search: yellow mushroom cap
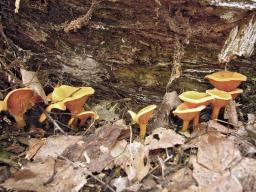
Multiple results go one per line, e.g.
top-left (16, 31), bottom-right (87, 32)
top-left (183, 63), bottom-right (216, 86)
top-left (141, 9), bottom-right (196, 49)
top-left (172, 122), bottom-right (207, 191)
top-left (51, 85), bottom-right (80, 102)
top-left (205, 71), bottom-right (247, 82)
top-left (62, 87), bottom-right (95, 103)
top-left (39, 101), bottom-right (66, 123)
top-left (179, 91), bottom-right (214, 104)
top-left (68, 111), bottom-right (99, 126)
top-left (206, 88), bottom-right (232, 100)
top-left (173, 104), bottom-right (205, 114)
top-left (128, 104), bottom-right (157, 124)
top-left (229, 88), bottom-right (243, 95)
top-left (0, 101), bottom-right (7, 112)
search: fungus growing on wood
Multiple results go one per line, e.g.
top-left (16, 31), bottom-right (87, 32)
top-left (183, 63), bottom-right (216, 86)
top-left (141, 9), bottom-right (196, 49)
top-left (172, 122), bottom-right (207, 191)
top-left (128, 105), bottom-right (157, 139)
top-left (206, 88), bottom-right (232, 120)
top-left (205, 71), bottom-right (247, 92)
top-left (68, 111), bottom-right (99, 127)
top-left (1, 88), bottom-right (42, 128)
top-left (178, 91), bottom-right (214, 129)
top-left (173, 103), bottom-right (205, 132)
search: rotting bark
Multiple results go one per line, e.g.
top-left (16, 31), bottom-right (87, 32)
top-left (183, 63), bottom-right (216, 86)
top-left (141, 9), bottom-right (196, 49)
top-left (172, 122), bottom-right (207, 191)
top-left (0, 0), bottom-right (255, 113)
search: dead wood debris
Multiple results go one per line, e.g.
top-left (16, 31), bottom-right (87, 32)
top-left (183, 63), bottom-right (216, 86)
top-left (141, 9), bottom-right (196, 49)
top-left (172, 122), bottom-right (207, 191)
top-left (64, 0), bottom-right (103, 33)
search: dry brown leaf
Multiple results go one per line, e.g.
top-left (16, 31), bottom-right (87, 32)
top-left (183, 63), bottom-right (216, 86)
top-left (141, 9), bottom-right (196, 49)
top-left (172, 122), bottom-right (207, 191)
top-left (2, 157), bottom-right (88, 192)
top-left (207, 120), bottom-right (235, 134)
top-left (25, 138), bottom-right (46, 160)
top-left (21, 69), bottom-right (48, 104)
top-left (200, 174), bottom-right (243, 192)
top-left (166, 167), bottom-right (197, 192)
top-left (197, 135), bottom-right (241, 172)
top-left (231, 158), bottom-right (256, 191)
top-left (145, 127), bottom-right (185, 150)
top-left (33, 135), bottom-right (82, 160)
top-left (62, 122), bottom-right (129, 173)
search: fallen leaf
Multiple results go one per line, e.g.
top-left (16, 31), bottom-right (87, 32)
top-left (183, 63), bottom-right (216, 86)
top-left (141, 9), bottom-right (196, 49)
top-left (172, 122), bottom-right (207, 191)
top-left (33, 135), bottom-right (82, 160)
top-left (2, 157), bottom-right (88, 192)
top-left (200, 174), bottom-right (242, 192)
top-left (21, 69), bottom-right (48, 104)
top-left (111, 176), bottom-right (128, 192)
top-left (113, 141), bottom-right (150, 181)
top-left (224, 100), bottom-right (239, 126)
top-left (144, 127), bottom-right (185, 150)
top-left (207, 120), bottom-right (234, 134)
top-left (25, 138), bottom-right (46, 160)
top-left (231, 158), bottom-right (256, 191)
top-left (197, 135), bottom-right (241, 173)
top-left (63, 122), bottom-right (129, 173)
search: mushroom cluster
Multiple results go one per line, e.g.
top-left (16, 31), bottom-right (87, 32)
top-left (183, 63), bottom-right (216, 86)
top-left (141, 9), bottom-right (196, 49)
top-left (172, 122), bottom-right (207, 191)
top-left (173, 71), bottom-right (246, 132)
top-left (39, 85), bottom-right (98, 128)
top-left (0, 85), bottom-right (99, 129)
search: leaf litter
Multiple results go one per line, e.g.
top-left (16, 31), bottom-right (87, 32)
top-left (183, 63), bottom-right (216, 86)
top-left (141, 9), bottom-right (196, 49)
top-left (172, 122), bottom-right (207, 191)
top-left (1, 90), bottom-right (256, 192)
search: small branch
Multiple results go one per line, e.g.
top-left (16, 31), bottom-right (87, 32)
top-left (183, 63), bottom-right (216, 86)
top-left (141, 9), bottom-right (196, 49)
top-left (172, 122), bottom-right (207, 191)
top-left (64, 0), bottom-right (103, 33)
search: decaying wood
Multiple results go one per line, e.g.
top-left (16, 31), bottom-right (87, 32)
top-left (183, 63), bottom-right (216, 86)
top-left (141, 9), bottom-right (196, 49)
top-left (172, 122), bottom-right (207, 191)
top-left (0, 0), bottom-right (255, 112)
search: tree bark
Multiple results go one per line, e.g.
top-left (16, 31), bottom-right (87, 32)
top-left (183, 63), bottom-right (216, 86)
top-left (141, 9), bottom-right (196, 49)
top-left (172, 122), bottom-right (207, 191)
top-left (0, 0), bottom-right (255, 112)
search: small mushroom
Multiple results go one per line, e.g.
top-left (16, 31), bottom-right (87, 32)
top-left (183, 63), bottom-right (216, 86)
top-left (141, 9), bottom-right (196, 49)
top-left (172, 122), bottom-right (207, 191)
top-left (128, 105), bottom-right (157, 139)
top-left (205, 71), bottom-right (247, 92)
top-left (229, 88), bottom-right (243, 99)
top-left (63, 87), bottom-right (95, 115)
top-left (3, 88), bottom-right (42, 128)
top-left (68, 111), bottom-right (99, 127)
top-left (39, 87), bottom-right (95, 123)
top-left (206, 88), bottom-right (232, 120)
top-left (179, 91), bottom-right (214, 129)
top-left (51, 85), bottom-right (80, 103)
top-left (173, 103), bottom-right (205, 132)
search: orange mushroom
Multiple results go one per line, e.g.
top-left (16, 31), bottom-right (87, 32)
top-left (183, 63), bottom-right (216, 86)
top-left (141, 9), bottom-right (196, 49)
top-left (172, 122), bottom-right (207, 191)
top-left (173, 103), bottom-right (205, 132)
top-left (179, 91), bottom-right (214, 129)
top-left (128, 105), bottom-right (157, 139)
top-left (2, 88), bottom-right (42, 128)
top-left (205, 71), bottom-right (246, 92)
top-left (206, 88), bottom-right (232, 120)
top-left (39, 86), bottom-right (95, 123)
top-left (68, 111), bottom-right (99, 127)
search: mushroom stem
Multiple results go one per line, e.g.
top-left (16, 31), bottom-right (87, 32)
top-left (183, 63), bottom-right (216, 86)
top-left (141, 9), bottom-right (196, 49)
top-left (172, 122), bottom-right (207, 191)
top-left (181, 120), bottom-right (190, 132)
top-left (14, 115), bottom-right (26, 128)
top-left (211, 107), bottom-right (220, 120)
top-left (193, 114), bottom-right (200, 129)
top-left (139, 123), bottom-right (147, 139)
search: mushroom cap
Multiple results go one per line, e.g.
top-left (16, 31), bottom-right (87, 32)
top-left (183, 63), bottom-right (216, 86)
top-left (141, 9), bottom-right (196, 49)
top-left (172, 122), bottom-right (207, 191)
top-left (51, 85), bottom-right (80, 102)
top-left (205, 71), bottom-right (247, 91)
top-left (0, 101), bottom-right (7, 112)
top-left (229, 88), bottom-right (243, 99)
top-left (63, 87), bottom-right (95, 115)
top-left (173, 103), bottom-right (205, 121)
top-left (206, 88), bottom-right (232, 108)
top-left (128, 104), bottom-right (157, 124)
top-left (4, 88), bottom-right (42, 117)
top-left (69, 111), bottom-right (99, 127)
top-left (179, 91), bottom-right (214, 106)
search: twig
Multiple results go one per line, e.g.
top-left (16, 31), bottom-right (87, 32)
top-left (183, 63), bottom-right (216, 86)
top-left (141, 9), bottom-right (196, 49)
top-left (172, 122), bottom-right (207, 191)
top-left (39, 106), bottom-right (66, 135)
top-left (43, 159), bottom-right (57, 186)
top-left (64, 0), bottom-right (103, 33)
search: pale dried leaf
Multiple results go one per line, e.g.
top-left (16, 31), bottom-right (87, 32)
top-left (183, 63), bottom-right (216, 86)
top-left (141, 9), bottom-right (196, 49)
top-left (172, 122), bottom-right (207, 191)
top-left (197, 135), bottom-right (241, 172)
top-left (145, 127), bottom-right (185, 150)
top-left (21, 69), bottom-right (48, 104)
top-left (111, 177), bottom-right (128, 192)
top-left (200, 174), bottom-right (242, 192)
top-left (2, 157), bottom-right (88, 192)
top-left (207, 120), bottom-right (234, 134)
top-left (25, 138), bottom-right (46, 160)
top-left (231, 158), bottom-right (256, 190)
top-left (33, 135), bottom-right (82, 160)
